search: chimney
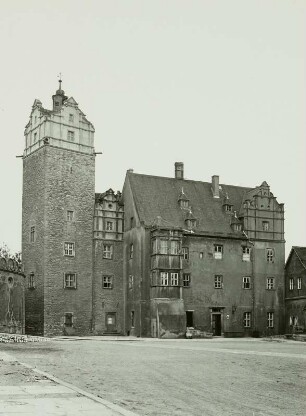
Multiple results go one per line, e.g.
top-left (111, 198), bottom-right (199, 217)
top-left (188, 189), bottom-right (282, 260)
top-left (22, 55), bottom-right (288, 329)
top-left (175, 162), bottom-right (184, 179)
top-left (212, 175), bottom-right (220, 198)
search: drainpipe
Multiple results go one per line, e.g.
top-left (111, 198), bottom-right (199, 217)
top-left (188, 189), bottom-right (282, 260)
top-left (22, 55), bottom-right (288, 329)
top-left (156, 303), bottom-right (160, 338)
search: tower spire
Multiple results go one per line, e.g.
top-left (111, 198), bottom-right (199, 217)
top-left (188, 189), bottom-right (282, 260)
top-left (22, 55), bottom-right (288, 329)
top-left (52, 73), bottom-right (67, 110)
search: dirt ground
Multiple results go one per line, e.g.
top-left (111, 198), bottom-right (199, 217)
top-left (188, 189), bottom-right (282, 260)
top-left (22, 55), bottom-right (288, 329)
top-left (1, 338), bottom-right (305, 416)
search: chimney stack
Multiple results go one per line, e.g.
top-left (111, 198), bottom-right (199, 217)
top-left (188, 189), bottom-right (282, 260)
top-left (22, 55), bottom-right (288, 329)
top-left (175, 162), bottom-right (184, 179)
top-left (212, 175), bottom-right (220, 198)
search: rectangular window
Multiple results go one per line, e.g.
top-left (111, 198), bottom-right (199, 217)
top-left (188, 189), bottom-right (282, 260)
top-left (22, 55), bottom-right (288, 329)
top-left (103, 244), bottom-right (113, 259)
top-left (214, 275), bottom-right (223, 289)
top-left (266, 277), bottom-right (275, 290)
top-left (266, 248), bottom-right (274, 262)
top-left (128, 275), bottom-right (134, 290)
top-left (131, 310), bottom-right (135, 327)
top-left (182, 247), bottom-right (189, 260)
top-left (183, 273), bottom-right (191, 287)
top-left (130, 244), bottom-right (134, 259)
top-left (243, 312), bottom-right (251, 328)
top-left (262, 221), bottom-right (269, 231)
top-left (28, 273), bottom-right (35, 289)
top-left (103, 275), bottom-right (113, 289)
top-left (170, 240), bottom-right (179, 255)
top-left (64, 313), bottom-right (73, 327)
top-left (214, 245), bottom-right (223, 259)
top-left (64, 273), bottom-right (77, 289)
top-left (160, 240), bottom-right (168, 254)
top-left (106, 221), bottom-right (113, 231)
top-left (242, 246), bottom-right (251, 261)
top-left (160, 272), bottom-right (169, 286)
top-left (243, 276), bottom-right (251, 289)
top-left (297, 277), bottom-right (302, 290)
top-left (289, 278), bottom-right (294, 290)
top-left (152, 239), bottom-right (158, 254)
top-left (199, 252), bottom-right (204, 259)
top-left (30, 226), bottom-right (35, 242)
top-left (64, 242), bottom-right (75, 256)
top-left (267, 312), bottom-right (274, 328)
top-left (67, 130), bottom-right (75, 141)
top-left (67, 210), bottom-right (74, 221)
top-left (69, 114), bottom-right (74, 122)
top-left (170, 272), bottom-right (179, 286)
top-left (34, 132), bottom-right (37, 143)
top-left (290, 316), bottom-right (298, 326)
top-left (130, 217), bottom-right (134, 229)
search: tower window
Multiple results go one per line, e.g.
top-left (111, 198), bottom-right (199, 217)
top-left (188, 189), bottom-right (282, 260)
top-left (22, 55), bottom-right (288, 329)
top-left (30, 226), bottom-right (35, 242)
top-left (103, 244), bottom-right (113, 259)
top-left (67, 131), bottom-right (75, 141)
top-left (242, 247), bottom-right (251, 261)
top-left (128, 275), bottom-right (134, 289)
top-left (170, 272), bottom-right (179, 286)
top-left (28, 273), bottom-right (35, 289)
top-left (243, 312), bottom-right (251, 328)
top-left (106, 221), bottom-right (114, 231)
top-left (160, 272), bottom-right (169, 286)
top-left (170, 240), bottom-right (179, 255)
top-left (34, 132), bottom-right (37, 143)
top-left (69, 114), bottom-right (74, 122)
top-left (130, 244), bottom-right (134, 259)
top-left (243, 276), bottom-right (251, 289)
top-left (214, 275), bottom-right (223, 289)
top-left (160, 240), bottom-right (168, 254)
top-left (182, 247), bottom-right (189, 260)
top-left (64, 242), bottom-right (75, 256)
top-left (183, 273), bottom-right (191, 287)
top-left (67, 210), bottom-right (74, 221)
top-left (64, 273), bottom-right (77, 289)
top-left (103, 275), bottom-right (113, 289)
top-left (214, 245), bottom-right (223, 259)
top-left (266, 248), bottom-right (274, 262)
top-left (266, 277), bottom-right (275, 290)
top-left (263, 221), bottom-right (269, 231)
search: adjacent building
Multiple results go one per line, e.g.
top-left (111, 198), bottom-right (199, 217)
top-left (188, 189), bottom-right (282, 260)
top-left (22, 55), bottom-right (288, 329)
top-left (284, 247), bottom-right (306, 334)
top-left (22, 83), bottom-right (286, 337)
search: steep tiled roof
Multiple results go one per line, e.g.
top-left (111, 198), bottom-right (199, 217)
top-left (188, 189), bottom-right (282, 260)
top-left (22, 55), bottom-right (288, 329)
top-left (286, 246), bottom-right (306, 269)
top-left (127, 172), bottom-right (252, 237)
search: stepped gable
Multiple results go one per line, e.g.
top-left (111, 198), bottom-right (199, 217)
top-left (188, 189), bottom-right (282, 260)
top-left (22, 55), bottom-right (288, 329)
top-left (127, 172), bottom-right (252, 237)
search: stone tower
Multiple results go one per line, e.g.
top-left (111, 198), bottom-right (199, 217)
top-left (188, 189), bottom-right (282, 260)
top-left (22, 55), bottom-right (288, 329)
top-left (22, 80), bottom-right (95, 336)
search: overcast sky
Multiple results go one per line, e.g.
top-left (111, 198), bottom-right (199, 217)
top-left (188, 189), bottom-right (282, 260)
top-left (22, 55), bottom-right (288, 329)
top-left (0, 0), bottom-right (305, 256)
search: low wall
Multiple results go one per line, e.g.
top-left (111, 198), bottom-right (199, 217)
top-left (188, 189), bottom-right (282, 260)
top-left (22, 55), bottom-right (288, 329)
top-left (0, 256), bottom-right (25, 334)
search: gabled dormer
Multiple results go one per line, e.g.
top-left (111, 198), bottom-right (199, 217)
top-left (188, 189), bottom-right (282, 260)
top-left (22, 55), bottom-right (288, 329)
top-left (185, 209), bottom-right (197, 230)
top-left (230, 212), bottom-right (242, 232)
top-left (222, 193), bottom-right (233, 213)
top-left (178, 188), bottom-right (189, 209)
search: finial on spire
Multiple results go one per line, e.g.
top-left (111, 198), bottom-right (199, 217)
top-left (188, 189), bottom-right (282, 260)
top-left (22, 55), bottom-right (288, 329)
top-left (58, 72), bottom-right (62, 90)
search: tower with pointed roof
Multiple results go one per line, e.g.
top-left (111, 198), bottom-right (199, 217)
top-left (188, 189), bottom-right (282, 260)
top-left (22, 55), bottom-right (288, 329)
top-left (22, 80), bottom-right (96, 336)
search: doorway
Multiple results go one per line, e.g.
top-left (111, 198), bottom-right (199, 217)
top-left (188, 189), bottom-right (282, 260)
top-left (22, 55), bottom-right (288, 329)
top-left (212, 313), bottom-right (222, 336)
top-left (186, 311), bottom-right (194, 327)
top-left (105, 312), bottom-right (116, 332)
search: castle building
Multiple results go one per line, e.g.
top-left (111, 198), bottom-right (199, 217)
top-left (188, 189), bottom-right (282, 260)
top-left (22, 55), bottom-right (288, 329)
top-left (22, 84), bottom-right (285, 337)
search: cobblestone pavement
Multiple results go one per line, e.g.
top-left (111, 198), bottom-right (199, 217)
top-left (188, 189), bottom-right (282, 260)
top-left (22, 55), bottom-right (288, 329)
top-left (1, 337), bottom-right (306, 416)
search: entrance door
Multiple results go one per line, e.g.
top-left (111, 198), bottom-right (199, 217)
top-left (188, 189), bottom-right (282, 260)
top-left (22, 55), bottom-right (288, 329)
top-left (106, 312), bottom-right (116, 332)
top-left (186, 311), bottom-right (194, 327)
top-left (212, 313), bottom-right (222, 336)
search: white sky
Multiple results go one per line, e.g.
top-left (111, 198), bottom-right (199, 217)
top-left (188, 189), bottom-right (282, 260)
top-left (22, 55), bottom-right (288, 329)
top-left (0, 0), bottom-right (305, 256)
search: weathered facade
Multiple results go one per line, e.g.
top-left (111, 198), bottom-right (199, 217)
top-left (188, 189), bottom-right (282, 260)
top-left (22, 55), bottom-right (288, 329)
top-left (284, 247), bottom-right (306, 334)
top-left (22, 83), bottom-right (286, 338)
top-left (0, 257), bottom-right (25, 334)
top-left (122, 165), bottom-right (285, 338)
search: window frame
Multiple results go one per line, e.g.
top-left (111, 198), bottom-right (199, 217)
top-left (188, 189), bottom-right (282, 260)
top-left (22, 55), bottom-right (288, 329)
top-left (128, 275), bottom-right (134, 290)
top-left (266, 277), bottom-right (275, 290)
top-left (289, 278), bottom-right (294, 291)
top-left (242, 276), bottom-right (251, 289)
top-left (266, 248), bottom-right (274, 263)
top-left (297, 277), bottom-right (302, 290)
top-left (160, 239), bottom-right (168, 254)
top-left (64, 273), bottom-right (77, 289)
top-left (214, 245), bottom-right (223, 259)
top-left (242, 246), bottom-right (251, 261)
top-left (262, 221), bottom-right (269, 231)
top-left (214, 275), bottom-right (223, 289)
top-left (129, 243), bottom-right (134, 259)
top-left (267, 312), bottom-right (274, 328)
top-left (170, 240), bottom-right (179, 255)
top-left (28, 273), bottom-right (35, 289)
top-left (103, 275), bottom-right (113, 289)
top-left (67, 130), bottom-right (75, 142)
top-left (64, 242), bottom-right (75, 257)
top-left (183, 273), bottom-right (191, 288)
top-left (103, 244), bottom-right (113, 259)
top-left (170, 272), bottom-right (179, 286)
top-left (182, 247), bottom-right (189, 260)
top-left (243, 312), bottom-right (251, 328)
top-left (106, 221), bottom-right (114, 231)
top-left (160, 271), bottom-right (169, 286)
top-left (67, 210), bottom-right (74, 221)
top-left (69, 113), bottom-right (74, 122)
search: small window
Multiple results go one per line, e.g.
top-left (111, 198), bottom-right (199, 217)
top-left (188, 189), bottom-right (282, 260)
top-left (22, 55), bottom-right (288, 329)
top-left (233, 223), bottom-right (242, 231)
top-left (103, 275), bottom-right (113, 289)
top-left (64, 313), bottom-right (73, 327)
top-left (28, 273), bottom-right (35, 289)
top-left (64, 242), bottom-right (75, 256)
top-left (242, 246), bottom-right (251, 261)
top-left (182, 247), bottom-right (189, 260)
top-left (130, 217), bottom-right (134, 228)
top-left (266, 277), bottom-right (275, 290)
top-left (34, 116), bottom-right (37, 123)
top-left (67, 130), bottom-right (75, 142)
top-left (225, 205), bottom-right (232, 212)
top-left (152, 239), bottom-right (158, 254)
top-left (170, 272), bottom-right (179, 286)
top-left (289, 316), bottom-right (298, 326)
top-left (69, 114), bottom-right (74, 122)
top-left (129, 244), bottom-right (134, 259)
top-left (181, 200), bottom-right (189, 209)
top-left (214, 245), bottom-right (223, 259)
top-left (214, 275), bottom-right (223, 289)
top-left (243, 312), bottom-right (251, 328)
top-left (262, 221), bottom-right (269, 231)
top-left (297, 277), bottom-right (302, 290)
top-left (266, 248), bottom-right (274, 263)
top-left (243, 276), bottom-right (251, 289)
top-left (64, 273), bottom-right (77, 289)
top-left (34, 132), bottom-right (37, 143)
top-left (30, 226), bottom-right (35, 243)
top-left (160, 272), bottom-right (169, 286)
top-left (183, 273), bottom-right (191, 287)
top-left (55, 101), bottom-right (60, 107)
top-left (67, 210), bottom-right (74, 221)
top-left (199, 252), bottom-right (204, 259)
top-left (103, 244), bottom-right (113, 259)
top-left (160, 240), bottom-right (168, 254)
top-left (289, 278), bottom-right (294, 291)
top-left (106, 221), bottom-right (113, 231)
top-left (170, 241), bottom-right (179, 255)
top-left (131, 310), bottom-right (135, 327)
top-left (128, 275), bottom-right (134, 290)
top-left (267, 312), bottom-right (274, 328)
